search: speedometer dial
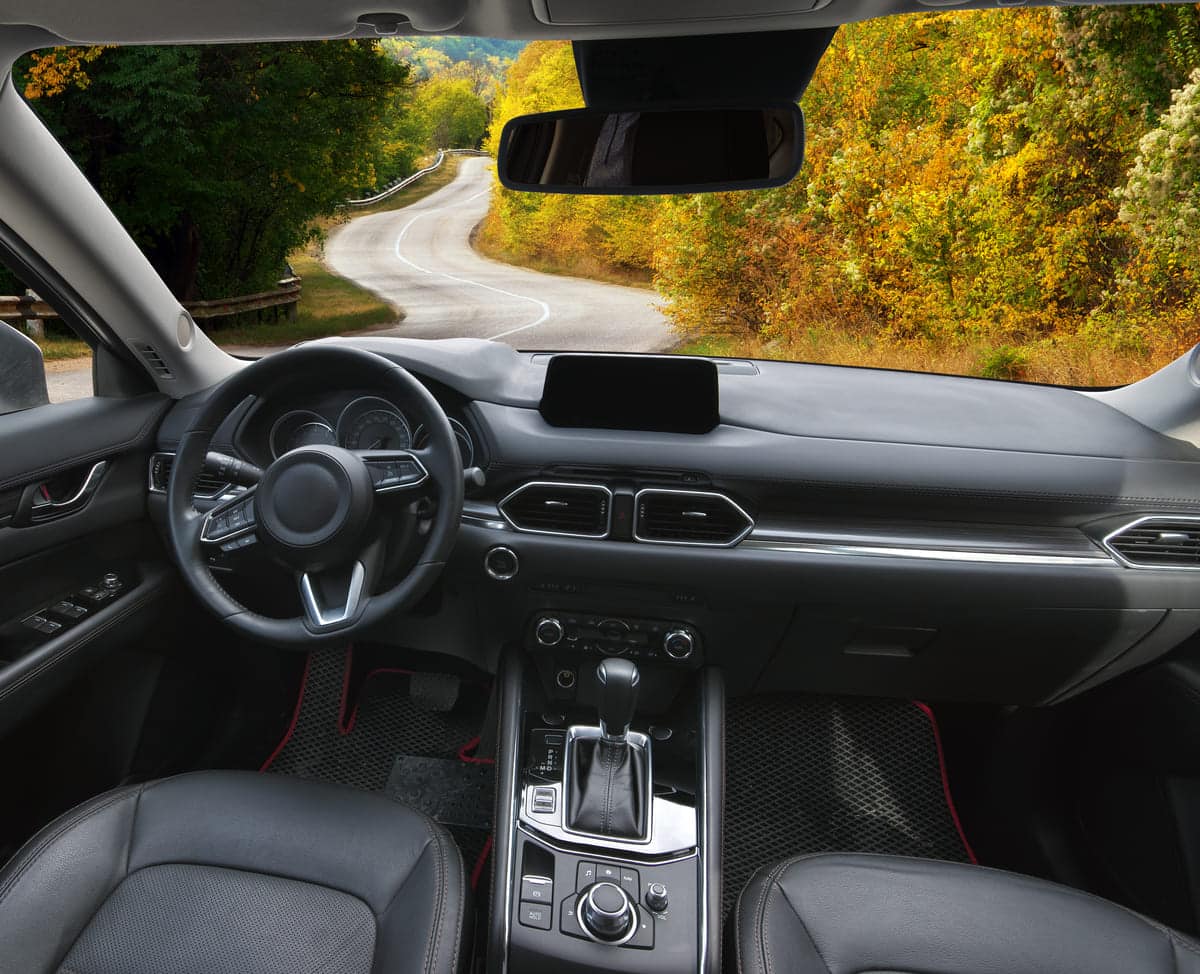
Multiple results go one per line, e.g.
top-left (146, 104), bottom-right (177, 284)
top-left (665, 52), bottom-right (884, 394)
top-left (336, 396), bottom-right (412, 451)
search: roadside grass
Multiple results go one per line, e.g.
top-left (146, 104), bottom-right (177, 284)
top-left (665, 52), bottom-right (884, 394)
top-left (676, 319), bottom-right (1196, 387)
top-left (208, 252), bottom-right (397, 348)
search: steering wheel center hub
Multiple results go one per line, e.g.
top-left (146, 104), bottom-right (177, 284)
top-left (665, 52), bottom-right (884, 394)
top-left (256, 445), bottom-right (374, 570)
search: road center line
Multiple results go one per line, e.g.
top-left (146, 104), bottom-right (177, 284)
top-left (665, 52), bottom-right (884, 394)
top-left (392, 180), bottom-right (551, 341)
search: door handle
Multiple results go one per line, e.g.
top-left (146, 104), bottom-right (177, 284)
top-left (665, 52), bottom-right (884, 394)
top-left (14, 460), bottom-right (108, 525)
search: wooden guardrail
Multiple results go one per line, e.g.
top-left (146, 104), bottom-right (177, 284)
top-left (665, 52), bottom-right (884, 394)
top-left (0, 276), bottom-right (302, 326)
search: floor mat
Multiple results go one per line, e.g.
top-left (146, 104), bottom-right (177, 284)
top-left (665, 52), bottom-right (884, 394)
top-left (723, 694), bottom-right (975, 918)
top-left (262, 648), bottom-right (494, 882)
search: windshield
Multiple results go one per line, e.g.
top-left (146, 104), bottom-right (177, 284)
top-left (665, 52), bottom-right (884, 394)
top-left (10, 8), bottom-right (1200, 387)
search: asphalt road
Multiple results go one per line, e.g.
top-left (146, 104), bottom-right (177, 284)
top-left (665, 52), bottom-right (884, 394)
top-left (45, 156), bottom-right (673, 403)
top-left (325, 155), bottom-right (675, 351)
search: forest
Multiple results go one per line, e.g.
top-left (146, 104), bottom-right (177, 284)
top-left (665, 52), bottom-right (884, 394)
top-left (9, 38), bottom-right (510, 303)
top-left (479, 8), bottom-right (1200, 384)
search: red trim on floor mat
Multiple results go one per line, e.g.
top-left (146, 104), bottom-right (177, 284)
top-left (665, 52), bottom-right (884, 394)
top-left (340, 666), bottom-right (414, 736)
top-left (471, 835), bottom-right (494, 890)
top-left (259, 652), bottom-right (313, 772)
top-left (457, 735), bottom-right (495, 765)
top-left (913, 700), bottom-right (978, 864)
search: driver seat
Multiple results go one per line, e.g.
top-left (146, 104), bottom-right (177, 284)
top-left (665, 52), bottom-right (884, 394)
top-left (0, 771), bottom-right (469, 974)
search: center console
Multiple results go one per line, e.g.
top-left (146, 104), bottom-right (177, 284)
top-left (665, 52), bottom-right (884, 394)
top-left (489, 611), bottom-right (724, 974)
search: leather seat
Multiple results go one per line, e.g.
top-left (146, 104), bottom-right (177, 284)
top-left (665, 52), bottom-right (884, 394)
top-left (737, 853), bottom-right (1200, 974)
top-left (0, 771), bottom-right (468, 974)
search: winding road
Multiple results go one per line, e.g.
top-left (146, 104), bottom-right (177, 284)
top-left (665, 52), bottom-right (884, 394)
top-left (325, 155), bottom-right (674, 351)
top-left (46, 155), bottom-right (673, 402)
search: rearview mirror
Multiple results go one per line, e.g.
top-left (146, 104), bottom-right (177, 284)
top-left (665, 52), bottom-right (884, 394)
top-left (497, 104), bottom-right (804, 195)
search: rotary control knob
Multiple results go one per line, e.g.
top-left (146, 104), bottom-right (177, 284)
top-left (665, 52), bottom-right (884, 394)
top-left (663, 628), bottom-right (695, 660)
top-left (645, 882), bottom-right (669, 913)
top-left (535, 616), bottom-right (565, 647)
top-left (579, 882), bottom-right (636, 943)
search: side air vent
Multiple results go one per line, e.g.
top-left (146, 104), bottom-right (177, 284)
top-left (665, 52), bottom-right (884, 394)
top-left (634, 489), bottom-right (753, 547)
top-left (136, 343), bottom-right (174, 379)
top-left (148, 452), bottom-right (231, 499)
top-left (499, 482), bottom-right (611, 538)
top-left (1104, 516), bottom-right (1200, 569)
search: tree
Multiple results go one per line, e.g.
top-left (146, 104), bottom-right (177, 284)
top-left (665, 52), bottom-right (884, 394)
top-left (19, 41), bottom-right (409, 301)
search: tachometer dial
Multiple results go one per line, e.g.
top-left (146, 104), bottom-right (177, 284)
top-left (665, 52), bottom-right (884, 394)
top-left (336, 396), bottom-right (412, 451)
top-left (270, 410), bottom-right (337, 459)
top-left (413, 418), bottom-right (475, 468)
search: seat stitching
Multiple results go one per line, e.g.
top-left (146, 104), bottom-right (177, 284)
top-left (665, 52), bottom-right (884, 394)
top-left (0, 788), bottom-right (138, 909)
top-left (421, 815), bottom-right (447, 974)
top-left (753, 859), bottom-right (791, 974)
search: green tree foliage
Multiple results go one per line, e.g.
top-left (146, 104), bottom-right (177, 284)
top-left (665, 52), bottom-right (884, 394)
top-left (19, 42), bottom-right (409, 302)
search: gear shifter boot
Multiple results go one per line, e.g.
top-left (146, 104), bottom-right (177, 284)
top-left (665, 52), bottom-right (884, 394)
top-left (567, 738), bottom-right (648, 839)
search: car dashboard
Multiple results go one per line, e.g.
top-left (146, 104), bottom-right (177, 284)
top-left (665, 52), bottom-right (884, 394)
top-left (149, 337), bottom-right (1200, 707)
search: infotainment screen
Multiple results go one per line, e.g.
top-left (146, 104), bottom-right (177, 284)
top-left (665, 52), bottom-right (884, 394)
top-left (539, 355), bottom-right (719, 434)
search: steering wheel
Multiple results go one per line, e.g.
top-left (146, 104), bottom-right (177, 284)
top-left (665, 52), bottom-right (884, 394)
top-left (166, 344), bottom-right (464, 647)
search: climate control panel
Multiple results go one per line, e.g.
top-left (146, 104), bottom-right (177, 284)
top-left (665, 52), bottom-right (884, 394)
top-left (526, 612), bottom-right (700, 664)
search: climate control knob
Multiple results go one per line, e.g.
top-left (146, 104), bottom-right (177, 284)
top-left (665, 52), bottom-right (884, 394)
top-left (535, 616), bottom-right (565, 647)
top-left (579, 882), bottom-right (636, 943)
top-left (663, 629), bottom-right (695, 660)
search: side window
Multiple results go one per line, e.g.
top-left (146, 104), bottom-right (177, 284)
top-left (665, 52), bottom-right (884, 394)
top-left (0, 260), bottom-right (94, 415)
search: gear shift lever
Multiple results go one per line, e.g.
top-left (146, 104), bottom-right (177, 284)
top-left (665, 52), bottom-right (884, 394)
top-left (597, 657), bottom-right (639, 742)
top-left (566, 657), bottom-right (649, 839)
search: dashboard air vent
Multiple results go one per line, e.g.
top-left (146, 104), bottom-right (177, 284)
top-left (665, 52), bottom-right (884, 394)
top-left (635, 489), bottom-right (753, 546)
top-left (500, 482), bottom-right (611, 538)
top-left (1105, 517), bottom-right (1200, 568)
top-left (148, 453), bottom-right (230, 498)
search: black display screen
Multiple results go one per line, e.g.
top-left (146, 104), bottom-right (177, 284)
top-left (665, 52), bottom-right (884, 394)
top-left (539, 355), bottom-right (719, 434)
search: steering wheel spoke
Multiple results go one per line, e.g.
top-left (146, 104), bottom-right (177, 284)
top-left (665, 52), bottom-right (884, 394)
top-left (200, 488), bottom-right (258, 549)
top-left (360, 450), bottom-right (430, 496)
top-left (298, 561), bottom-right (366, 631)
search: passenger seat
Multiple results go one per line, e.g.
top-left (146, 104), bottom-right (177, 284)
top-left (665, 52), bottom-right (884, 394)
top-left (736, 853), bottom-right (1200, 973)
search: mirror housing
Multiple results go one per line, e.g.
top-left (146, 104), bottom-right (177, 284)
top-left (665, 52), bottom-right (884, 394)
top-left (0, 323), bottom-right (49, 415)
top-left (498, 104), bottom-right (804, 195)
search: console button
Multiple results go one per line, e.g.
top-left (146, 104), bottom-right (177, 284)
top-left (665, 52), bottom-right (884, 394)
top-left (519, 903), bottom-right (552, 930)
top-left (597, 863), bottom-right (621, 883)
top-left (521, 876), bottom-right (554, 904)
top-left (576, 861), bottom-right (597, 890)
top-left (620, 867), bottom-right (640, 898)
top-left (530, 787), bottom-right (556, 814)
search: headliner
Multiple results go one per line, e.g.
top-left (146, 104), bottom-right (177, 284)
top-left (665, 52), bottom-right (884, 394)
top-left (0, 0), bottom-right (1190, 46)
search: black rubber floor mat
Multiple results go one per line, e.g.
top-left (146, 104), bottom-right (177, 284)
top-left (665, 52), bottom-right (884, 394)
top-left (386, 755), bottom-right (494, 829)
top-left (723, 694), bottom-right (974, 918)
top-left (263, 648), bottom-right (490, 794)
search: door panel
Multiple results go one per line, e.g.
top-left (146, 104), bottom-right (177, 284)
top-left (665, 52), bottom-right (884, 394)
top-left (0, 393), bottom-right (173, 734)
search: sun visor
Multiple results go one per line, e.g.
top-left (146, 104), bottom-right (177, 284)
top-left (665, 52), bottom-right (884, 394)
top-left (572, 29), bottom-right (837, 109)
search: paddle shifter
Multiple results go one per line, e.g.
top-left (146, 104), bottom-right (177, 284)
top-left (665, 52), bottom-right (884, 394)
top-left (566, 658), bottom-right (650, 840)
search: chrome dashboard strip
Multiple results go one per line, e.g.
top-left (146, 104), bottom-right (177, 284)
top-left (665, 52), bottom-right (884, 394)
top-left (740, 537), bottom-right (1113, 566)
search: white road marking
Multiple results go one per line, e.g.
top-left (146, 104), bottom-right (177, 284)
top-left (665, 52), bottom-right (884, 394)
top-left (392, 186), bottom-right (552, 341)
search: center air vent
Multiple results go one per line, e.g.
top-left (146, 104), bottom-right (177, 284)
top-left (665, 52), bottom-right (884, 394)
top-left (634, 489), bottom-right (753, 547)
top-left (148, 453), bottom-right (231, 499)
top-left (499, 482), bottom-right (611, 538)
top-left (1105, 517), bottom-right (1200, 569)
